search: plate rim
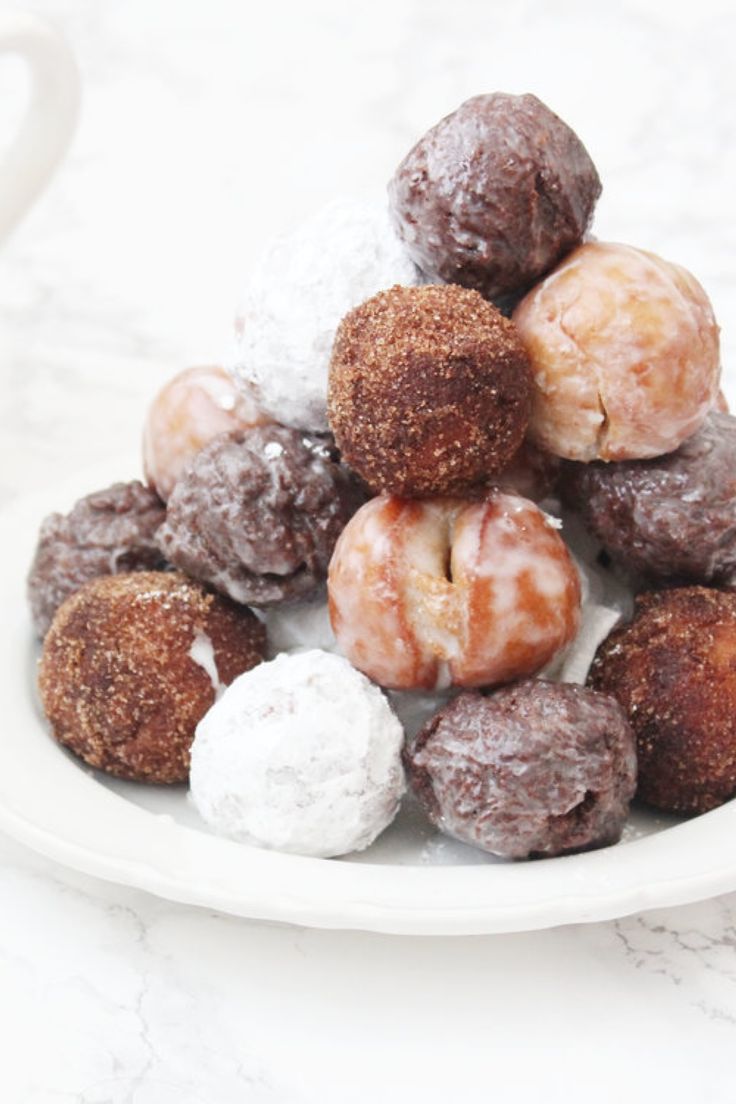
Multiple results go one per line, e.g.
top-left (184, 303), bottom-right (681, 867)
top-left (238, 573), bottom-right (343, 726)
top-left (4, 465), bottom-right (736, 936)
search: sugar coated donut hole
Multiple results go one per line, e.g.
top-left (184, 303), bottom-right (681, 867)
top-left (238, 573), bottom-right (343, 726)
top-left (143, 365), bottom-right (269, 501)
top-left (190, 650), bottom-right (405, 858)
top-left (230, 199), bottom-right (422, 432)
top-left (38, 571), bottom-right (267, 783)
top-left (589, 587), bottom-right (736, 815)
top-left (328, 284), bottom-right (532, 497)
top-left (327, 490), bottom-right (581, 691)
top-left (513, 242), bottom-right (720, 461)
top-left (404, 681), bottom-right (637, 859)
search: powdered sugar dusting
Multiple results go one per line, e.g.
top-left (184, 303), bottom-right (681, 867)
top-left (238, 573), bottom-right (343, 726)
top-left (189, 650), bottom-right (406, 858)
top-left (229, 199), bottom-right (421, 431)
top-left (263, 440), bottom-right (284, 460)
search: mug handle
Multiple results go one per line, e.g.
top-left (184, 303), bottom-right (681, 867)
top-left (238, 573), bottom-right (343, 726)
top-left (0, 10), bottom-right (79, 245)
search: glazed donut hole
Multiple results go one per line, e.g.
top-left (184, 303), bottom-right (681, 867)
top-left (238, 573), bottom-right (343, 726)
top-left (328, 490), bottom-right (581, 691)
top-left (27, 480), bottom-right (166, 639)
top-left (589, 587), bottom-right (736, 816)
top-left (513, 242), bottom-right (721, 462)
top-left (157, 424), bottom-right (366, 608)
top-left (143, 365), bottom-right (270, 501)
top-left (560, 412), bottom-right (736, 587)
top-left (404, 680), bottom-right (637, 860)
top-left (388, 92), bottom-right (601, 305)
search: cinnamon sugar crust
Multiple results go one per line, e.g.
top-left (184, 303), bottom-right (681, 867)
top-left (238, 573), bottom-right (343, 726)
top-left (589, 587), bottom-right (736, 814)
top-left (328, 284), bottom-right (532, 497)
top-left (38, 571), bottom-right (267, 783)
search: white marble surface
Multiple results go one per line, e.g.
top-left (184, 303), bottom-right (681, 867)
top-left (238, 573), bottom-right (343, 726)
top-left (1, 0), bottom-right (736, 1099)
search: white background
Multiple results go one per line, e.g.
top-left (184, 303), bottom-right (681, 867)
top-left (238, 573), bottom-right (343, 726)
top-left (1, 1), bottom-right (736, 1100)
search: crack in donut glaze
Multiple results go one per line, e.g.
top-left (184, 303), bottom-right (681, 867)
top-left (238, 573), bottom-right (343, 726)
top-left (328, 490), bottom-right (581, 691)
top-left (513, 241), bottom-right (720, 462)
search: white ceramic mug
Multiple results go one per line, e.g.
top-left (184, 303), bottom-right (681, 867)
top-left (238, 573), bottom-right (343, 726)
top-left (0, 10), bottom-right (79, 245)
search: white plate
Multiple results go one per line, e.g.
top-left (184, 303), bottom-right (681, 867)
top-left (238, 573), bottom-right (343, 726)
top-left (3, 466), bottom-right (736, 936)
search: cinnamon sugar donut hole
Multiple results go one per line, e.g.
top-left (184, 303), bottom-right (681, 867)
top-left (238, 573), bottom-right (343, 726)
top-left (38, 572), bottom-right (267, 783)
top-left (589, 587), bottom-right (736, 815)
top-left (328, 284), bottom-right (532, 497)
top-left (513, 242), bottom-right (720, 461)
top-left (328, 490), bottom-right (580, 691)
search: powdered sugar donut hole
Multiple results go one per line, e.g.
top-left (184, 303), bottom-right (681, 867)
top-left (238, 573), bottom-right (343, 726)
top-left (189, 649), bottom-right (406, 857)
top-left (229, 199), bottom-right (422, 431)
